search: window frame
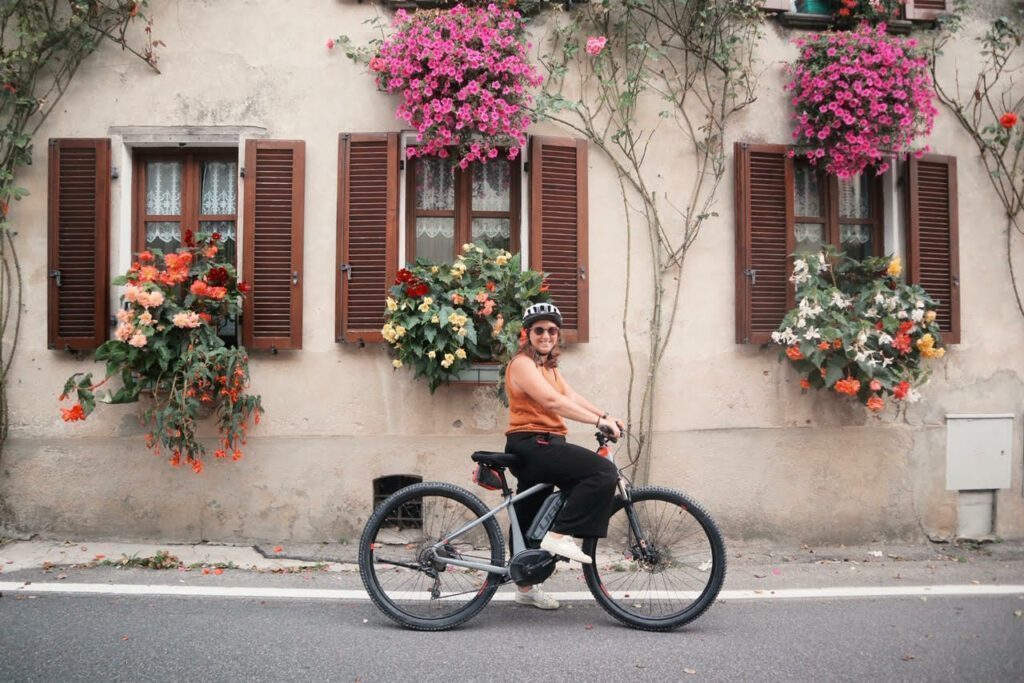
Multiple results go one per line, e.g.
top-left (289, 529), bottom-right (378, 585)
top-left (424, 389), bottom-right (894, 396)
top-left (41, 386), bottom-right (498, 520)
top-left (131, 147), bottom-right (239, 264)
top-left (792, 157), bottom-right (885, 262)
top-left (403, 151), bottom-right (521, 263)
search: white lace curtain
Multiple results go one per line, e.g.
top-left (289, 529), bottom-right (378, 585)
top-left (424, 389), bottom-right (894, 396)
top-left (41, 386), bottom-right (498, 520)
top-left (144, 159), bottom-right (237, 247)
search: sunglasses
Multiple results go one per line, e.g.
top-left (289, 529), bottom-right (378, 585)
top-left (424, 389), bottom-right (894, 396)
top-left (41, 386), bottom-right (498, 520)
top-left (530, 325), bottom-right (560, 337)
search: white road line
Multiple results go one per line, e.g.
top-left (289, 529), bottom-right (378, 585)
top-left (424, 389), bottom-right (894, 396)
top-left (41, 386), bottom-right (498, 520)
top-left (1, 582), bottom-right (1022, 601)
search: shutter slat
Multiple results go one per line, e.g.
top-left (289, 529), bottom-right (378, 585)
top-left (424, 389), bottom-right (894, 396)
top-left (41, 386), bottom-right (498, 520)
top-left (907, 154), bottom-right (959, 343)
top-left (735, 143), bottom-right (792, 344)
top-left (338, 133), bottom-right (399, 343)
top-left (48, 139), bottom-right (110, 350)
top-left (242, 140), bottom-right (304, 350)
top-left (905, 0), bottom-right (950, 21)
top-left (530, 136), bottom-right (589, 343)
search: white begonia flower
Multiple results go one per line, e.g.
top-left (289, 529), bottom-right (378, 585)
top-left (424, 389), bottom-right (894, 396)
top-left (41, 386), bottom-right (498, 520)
top-left (906, 388), bottom-right (922, 403)
top-left (803, 326), bottom-right (821, 340)
top-left (867, 357), bottom-right (880, 367)
top-left (911, 308), bottom-right (924, 323)
top-left (878, 333), bottom-right (893, 345)
top-left (771, 331), bottom-right (783, 343)
top-left (882, 355), bottom-right (894, 368)
top-left (897, 310), bottom-right (909, 319)
top-left (854, 350), bottom-right (869, 363)
top-left (915, 299), bottom-right (925, 309)
top-left (885, 296), bottom-right (899, 311)
top-left (817, 253), bottom-right (831, 272)
top-left (874, 292), bottom-right (885, 306)
top-left (866, 307), bottom-right (878, 318)
top-left (856, 330), bottom-right (868, 345)
top-left (796, 316), bottom-right (807, 329)
top-left (829, 291), bottom-right (851, 308)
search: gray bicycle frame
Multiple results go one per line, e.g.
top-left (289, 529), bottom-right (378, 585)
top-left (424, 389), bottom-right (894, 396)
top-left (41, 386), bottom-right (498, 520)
top-left (428, 449), bottom-right (628, 576)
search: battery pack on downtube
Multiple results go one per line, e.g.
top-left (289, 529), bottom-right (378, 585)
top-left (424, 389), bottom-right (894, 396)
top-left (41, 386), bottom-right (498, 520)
top-left (525, 491), bottom-right (568, 543)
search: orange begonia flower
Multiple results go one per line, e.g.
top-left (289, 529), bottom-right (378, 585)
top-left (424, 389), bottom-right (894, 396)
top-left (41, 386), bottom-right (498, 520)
top-left (61, 403), bottom-right (86, 422)
top-left (866, 396), bottom-right (885, 412)
top-left (785, 346), bottom-right (804, 361)
top-left (834, 377), bottom-right (861, 396)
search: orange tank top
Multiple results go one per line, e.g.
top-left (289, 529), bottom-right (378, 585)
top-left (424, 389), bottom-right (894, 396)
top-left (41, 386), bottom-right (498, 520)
top-left (505, 360), bottom-right (569, 436)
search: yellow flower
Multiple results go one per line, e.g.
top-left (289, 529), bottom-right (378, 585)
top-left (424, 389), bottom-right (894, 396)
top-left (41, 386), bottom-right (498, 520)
top-left (915, 333), bottom-right (935, 353)
top-left (392, 359), bottom-right (403, 369)
top-left (462, 243), bottom-right (473, 253)
top-left (427, 350), bottom-right (436, 359)
top-left (381, 323), bottom-right (397, 344)
top-left (887, 256), bottom-right (902, 278)
top-left (441, 353), bottom-right (455, 369)
top-left (430, 266), bottom-right (439, 274)
top-left (431, 314), bottom-right (440, 324)
top-left (418, 301), bottom-right (432, 313)
top-left (495, 254), bottom-right (508, 266)
top-left (457, 328), bottom-right (467, 338)
top-left (924, 310), bottom-right (936, 324)
top-left (455, 348), bottom-right (467, 359)
top-left (386, 297), bottom-right (398, 312)
top-left (395, 325), bottom-right (406, 339)
top-left (422, 297), bottom-right (433, 306)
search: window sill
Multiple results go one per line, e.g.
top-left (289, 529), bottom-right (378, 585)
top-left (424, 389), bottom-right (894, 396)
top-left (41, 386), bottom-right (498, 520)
top-left (774, 13), bottom-right (914, 34)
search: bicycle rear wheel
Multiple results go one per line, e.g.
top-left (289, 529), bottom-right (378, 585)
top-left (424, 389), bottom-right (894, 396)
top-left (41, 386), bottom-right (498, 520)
top-left (358, 482), bottom-right (505, 631)
top-left (582, 486), bottom-right (726, 631)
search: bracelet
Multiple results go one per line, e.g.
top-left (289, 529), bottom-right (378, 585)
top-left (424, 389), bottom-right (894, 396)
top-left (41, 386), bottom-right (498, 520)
top-left (596, 412), bottom-right (609, 427)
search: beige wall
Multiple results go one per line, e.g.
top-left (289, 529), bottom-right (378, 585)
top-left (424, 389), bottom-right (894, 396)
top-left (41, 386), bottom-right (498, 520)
top-left (2, 1), bottom-right (1021, 544)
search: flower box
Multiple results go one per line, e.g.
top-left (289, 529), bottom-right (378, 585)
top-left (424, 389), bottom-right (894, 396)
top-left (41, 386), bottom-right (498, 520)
top-left (451, 362), bottom-right (501, 385)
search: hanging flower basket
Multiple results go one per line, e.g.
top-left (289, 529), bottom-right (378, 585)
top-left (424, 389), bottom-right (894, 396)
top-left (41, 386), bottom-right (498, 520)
top-left (772, 247), bottom-right (946, 413)
top-left (356, 3), bottom-right (543, 168)
top-left (786, 21), bottom-right (937, 179)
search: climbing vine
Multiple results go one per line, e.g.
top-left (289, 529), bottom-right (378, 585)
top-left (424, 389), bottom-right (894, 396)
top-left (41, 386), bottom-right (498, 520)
top-left (534, 0), bottom-right (763, 481)
top-left (926, 1), bottom-right (1024, 320)
top-left (0, 1), bottom-right (160, 450)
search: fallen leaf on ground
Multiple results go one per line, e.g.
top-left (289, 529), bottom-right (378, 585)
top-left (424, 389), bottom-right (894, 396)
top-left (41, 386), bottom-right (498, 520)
top-left (771, 568), bottom-right (781, 575)
top-left (868, 551), bottom-right (883, 558)
top-left (94, 554), bottom-right (105, 560)
top-left (683, 668), bottom-right (697, 675)
top-left (121, 635), bottom-right (129, 641)
top-left (585, 624), bottom-right (593, 630)
top-left (920, 596), bottom-right (928, 602)
top-left (970, 580), bottom-right (980, 585)
top-left (274, 546), bottom-right (283, 553)
top-left (752, 573), bottom-right (766, 579)
top-left (214, 568), bottom-right (223, 575)
top-left (56, 574), bottom-right (66, 580)
top-left (1013, 610), bottom-right (1022, 618)
top-left (202, 568), bottom-right (210, 575)
top-left (901, 654), bottom-right (915, 661)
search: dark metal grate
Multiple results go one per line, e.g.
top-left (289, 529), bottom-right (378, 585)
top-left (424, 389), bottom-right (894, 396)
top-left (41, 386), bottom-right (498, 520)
top-left (373, 475), bottom-right (424, 529)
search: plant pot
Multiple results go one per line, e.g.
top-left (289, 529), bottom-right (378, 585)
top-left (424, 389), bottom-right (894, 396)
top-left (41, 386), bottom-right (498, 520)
top-left (796, 0), bottom-right (833, 14)
top-left (451, 362), bottom-right (502, 385)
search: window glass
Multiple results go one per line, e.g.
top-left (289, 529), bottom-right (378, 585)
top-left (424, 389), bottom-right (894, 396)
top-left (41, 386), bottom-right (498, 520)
top-left (145, 161), bottom-right (182, 215)
top-left (841, 223), bottom-right (874, 260)
top-left (200, 161), bottom-right (237, 215)
top-left (794, 161), bottom-right (822, 217)
top-left (415, 157), bottom-right (455, 210)
top-left (794, 222), bottom-right (825, 252)
top-left (145, 220), bottom-right (181, 252)
top-left (415, 217), bottom-right (455, 263)
top-left (472, 162), bottom-right (510, 212)
top-left (838, 175), bottom-right (871, 219)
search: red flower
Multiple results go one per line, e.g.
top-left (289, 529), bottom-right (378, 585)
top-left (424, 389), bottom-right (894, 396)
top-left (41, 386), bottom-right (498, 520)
top-left (61, 403), bottom-right (86, 422)
top-left (898, 321), bottom-right (914, 334)
top-left (786, 346), bottom-right (804, 361)
top-left (875, 321), bottom-right (884, 331)
top-left (869, 379), bottom-right (882, 392)
top-left (799, 378), bottom-right (811, 390)
top-left (238, 281), bottom-right (251, 293)
top-left (395, 268), bottom-right (415, 284)
top-left (211, 232), bottom-right (222, 241)
top-left (1000, 112), bottom-right (1019, 129)
top-left (866, 396), bottom-right (885, 412)
top-left (893, 332), bottom-right (912, 354)
top-left (138, 250), bottom-right (154, 263)
top-left (893, 380), bottom-right (910, 400)
top-left (206, 267), bottom-right (229, 286)
top-left (834, 377), bottom-right (861, 396)
top-left (183, 230), bottom-right (196, 248)
top-left (817, 341), bottom-right (830, 351)
top-left (485, 281), bottom-right (496, 292)
top-left (406, 282), bottom-right (429, 298)
top-left (2, 82), bottom-right (16, 94)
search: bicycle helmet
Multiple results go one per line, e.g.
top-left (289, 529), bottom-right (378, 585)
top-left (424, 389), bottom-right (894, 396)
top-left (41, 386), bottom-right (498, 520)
top-left (522, 302), bottom-right (562, 328)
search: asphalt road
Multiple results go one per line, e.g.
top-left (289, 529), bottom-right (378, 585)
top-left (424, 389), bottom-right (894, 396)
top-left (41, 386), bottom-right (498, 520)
top-left (2, 590), bottom-right (1021, 682)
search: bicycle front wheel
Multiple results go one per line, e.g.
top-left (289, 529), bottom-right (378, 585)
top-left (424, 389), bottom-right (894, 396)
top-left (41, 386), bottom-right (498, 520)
top-left (582, 486), bottom-right (726, 631)
top-left (358, 482), bottom-right (505, 631)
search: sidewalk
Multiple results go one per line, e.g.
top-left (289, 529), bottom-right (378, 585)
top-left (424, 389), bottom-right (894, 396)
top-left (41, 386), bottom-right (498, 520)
top-left (2, 536), bottom-right (1022, 592)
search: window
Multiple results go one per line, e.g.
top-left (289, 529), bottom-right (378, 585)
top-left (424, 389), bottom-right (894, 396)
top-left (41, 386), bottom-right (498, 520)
top-left (337, 133), bottom-right (589, 344)
top-left (734, 143), bottom-right (960, 344)
top-left (132, 149), bottom-right (238, 265)
top-left (373, 475), bottom-right (424, 530)
top-left (792, 158), bottom-right (883, 261)
top-left (405, 154), bottom-right (520, 263)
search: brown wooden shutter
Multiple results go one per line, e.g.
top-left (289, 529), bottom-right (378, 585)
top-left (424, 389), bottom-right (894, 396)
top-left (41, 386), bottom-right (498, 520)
top-left (529, 136), bottom-right (589, 343)
top-left (759, 0), bottom-right (791, 11)
top-left (906, 154), bottom-right (960, 344)
top-left (735, 142), bottom-right (793, 344)
top-left (336, 133), bottom-right (399, 343)
top-left (242, 139), bottom-right (304, 350)
top-left (47, 138), bottom-right (110, 351)
top-left (904, 0), bottom-right (951, 21)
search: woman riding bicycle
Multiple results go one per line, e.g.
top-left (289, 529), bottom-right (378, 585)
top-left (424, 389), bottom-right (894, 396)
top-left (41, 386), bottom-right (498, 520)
top-left (505, 301), bottom-right (624, 609)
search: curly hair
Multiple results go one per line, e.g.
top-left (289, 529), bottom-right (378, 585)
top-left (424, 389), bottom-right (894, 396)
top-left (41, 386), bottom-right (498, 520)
top-left (516, 327), bottom-right (561, 369)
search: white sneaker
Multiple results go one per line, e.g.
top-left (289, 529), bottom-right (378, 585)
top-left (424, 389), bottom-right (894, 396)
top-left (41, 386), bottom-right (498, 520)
top-left (514, 586), bottom-right (560, 610)
top-left (540, 532), bottom-right (592, 564)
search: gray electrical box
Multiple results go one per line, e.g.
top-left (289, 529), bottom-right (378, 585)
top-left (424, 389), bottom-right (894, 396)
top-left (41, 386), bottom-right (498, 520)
top-left (945, 414), bottom-right (1014, 491)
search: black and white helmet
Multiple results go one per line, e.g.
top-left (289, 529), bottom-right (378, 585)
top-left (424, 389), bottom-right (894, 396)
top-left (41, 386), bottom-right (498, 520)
top-left (522, 302), bottom-right (562, 328)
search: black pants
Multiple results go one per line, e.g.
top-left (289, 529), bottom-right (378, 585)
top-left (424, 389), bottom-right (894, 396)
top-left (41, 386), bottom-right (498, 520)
top-left (505, 432), bottom-right (618, 539)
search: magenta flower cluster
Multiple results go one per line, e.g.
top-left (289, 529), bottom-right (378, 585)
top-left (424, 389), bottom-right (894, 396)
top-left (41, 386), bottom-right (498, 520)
top-left (785, 23), bottom-right (937, 179)
top-left (369, 4), bottom-right (543, 168)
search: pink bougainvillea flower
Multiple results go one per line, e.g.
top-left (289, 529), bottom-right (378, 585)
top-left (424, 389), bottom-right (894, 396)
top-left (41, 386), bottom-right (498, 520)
top-left (326, 38), bottom-right (335, 50)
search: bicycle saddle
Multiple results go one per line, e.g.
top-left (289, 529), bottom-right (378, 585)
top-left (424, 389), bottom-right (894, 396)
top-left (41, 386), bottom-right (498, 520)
top-left (470, 451), bottom-right (522, 468)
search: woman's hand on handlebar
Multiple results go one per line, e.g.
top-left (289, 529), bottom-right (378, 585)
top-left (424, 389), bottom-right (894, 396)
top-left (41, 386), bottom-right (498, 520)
top-left (597, 415), bottom-right (623, 440)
